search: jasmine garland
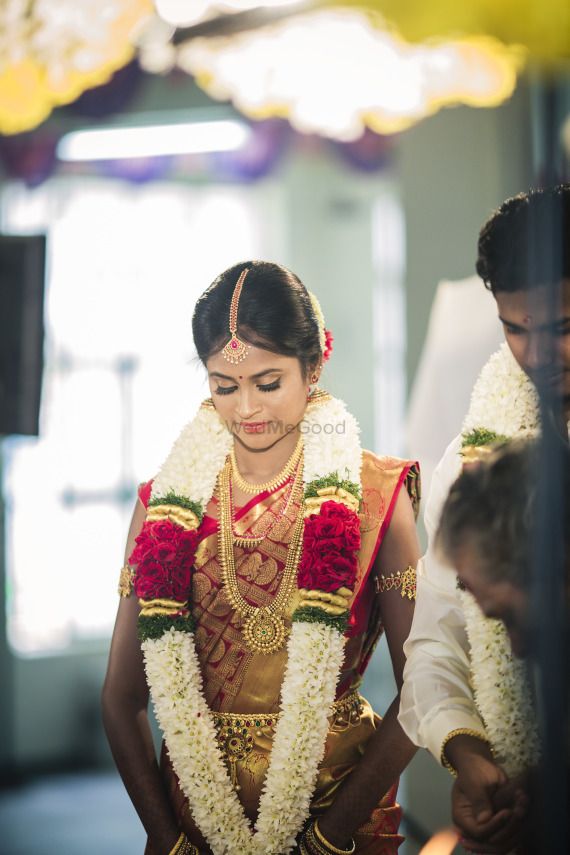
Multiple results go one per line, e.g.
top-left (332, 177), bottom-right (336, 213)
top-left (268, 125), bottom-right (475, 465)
top-left (460, 343), bottom-right (541, 777)
top-left (131, 393), bottom-right (363, 855)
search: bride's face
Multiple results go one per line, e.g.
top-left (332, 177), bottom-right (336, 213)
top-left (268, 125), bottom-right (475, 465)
top-left (206, 343), bottom-right (311, 452)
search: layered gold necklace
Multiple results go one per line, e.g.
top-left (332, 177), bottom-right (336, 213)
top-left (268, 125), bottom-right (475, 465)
top-left (229, 472), bottom-right (298, 549)
top-left (218, 448), bottom-right (305, 655)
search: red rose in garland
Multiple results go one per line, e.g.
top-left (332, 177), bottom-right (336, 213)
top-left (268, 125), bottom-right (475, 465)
top-left (298, 500), bottom-right (360, 593)
top-left (130, 519), bottom-right (198, 602)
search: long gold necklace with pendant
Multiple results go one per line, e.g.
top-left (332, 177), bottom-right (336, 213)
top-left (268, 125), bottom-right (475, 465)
top-left (218, 453), bottom-right (305, 655)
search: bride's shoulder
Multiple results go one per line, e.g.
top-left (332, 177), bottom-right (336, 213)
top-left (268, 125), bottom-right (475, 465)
top-left (361, 447), bottom-right (418, 473)
top-left (361, 449), bottom-right (420, 519)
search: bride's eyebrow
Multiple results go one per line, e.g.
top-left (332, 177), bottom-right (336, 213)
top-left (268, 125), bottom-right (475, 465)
top-left (209, 369), bottom-right (283, 381)
top-left (209, 371), bottom-right (237, 381)
top-left (251, 369), bottom-right (282, 380)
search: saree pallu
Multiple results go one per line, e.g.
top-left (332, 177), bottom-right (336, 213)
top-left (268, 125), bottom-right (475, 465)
top-left (141, 450), bottom-right (420, 855)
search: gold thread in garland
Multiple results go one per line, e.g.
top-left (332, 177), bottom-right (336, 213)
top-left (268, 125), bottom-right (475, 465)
top-left (304, 489), bottom-right (360, 516)
top-left (304, 473), bottom-right (361, 501)
top-left (147, 505), bottom-right (200, 531)
top-left (298, 586), bottom-right (352, 611)
top-left (148, 493), bottom-right (204, 524)
top-left (292, 605), bottom-right (349, 634)
top-left (297, 596), bottom-right (350, 616)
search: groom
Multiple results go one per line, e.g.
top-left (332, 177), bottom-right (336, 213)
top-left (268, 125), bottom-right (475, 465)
top-left (398, 184), bottom-right (570, 853)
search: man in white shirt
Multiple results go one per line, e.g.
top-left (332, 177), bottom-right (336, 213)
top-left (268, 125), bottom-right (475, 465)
top-left (435, 438), bottom-right (570, 851)
top-left (399, 184), bottom-right (570, 853)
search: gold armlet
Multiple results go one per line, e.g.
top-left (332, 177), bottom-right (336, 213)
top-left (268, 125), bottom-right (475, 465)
top-left (440, 727), bottom-right (492, 777)
top-left (117, 564), bottom-right (133, 598)
top-left (375, 565), bottom-right (416, 600)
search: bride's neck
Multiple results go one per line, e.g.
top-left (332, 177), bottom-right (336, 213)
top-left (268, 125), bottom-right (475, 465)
top-left (232, 430), bottom-right (300, 482)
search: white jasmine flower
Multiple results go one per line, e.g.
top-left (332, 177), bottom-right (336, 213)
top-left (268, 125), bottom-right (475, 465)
top-left (139, 395), bottom-right (363, 854)
top-left (461, 346), bottom-right (541, 775)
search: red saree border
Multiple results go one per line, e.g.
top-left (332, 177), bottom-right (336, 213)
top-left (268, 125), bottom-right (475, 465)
top-left (349, 462), bottom-right (417, 631)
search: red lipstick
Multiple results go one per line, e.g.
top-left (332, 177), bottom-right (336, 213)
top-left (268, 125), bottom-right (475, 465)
top-left (240, 421), bottom-right (269, 434)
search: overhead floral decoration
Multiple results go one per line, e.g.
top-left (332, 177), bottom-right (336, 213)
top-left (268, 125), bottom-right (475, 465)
top-left (0, 0), bottom-right (153, 135)
top-left (139, 5), bottom-right (522, 141)
top-left (340, 0), bottom-right (570, 65)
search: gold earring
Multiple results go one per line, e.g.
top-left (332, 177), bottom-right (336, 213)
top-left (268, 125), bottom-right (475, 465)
top-left (310, 373), bottom-right (319, 384)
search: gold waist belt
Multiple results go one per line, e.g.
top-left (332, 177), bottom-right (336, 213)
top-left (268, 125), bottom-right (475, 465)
top-left (212, 689), bottom-right (363, 731)
top-left (212, 690), bottom-right (365, 790)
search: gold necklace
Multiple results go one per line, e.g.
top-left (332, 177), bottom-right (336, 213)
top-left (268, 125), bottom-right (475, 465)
top-left (231, 463), bottom-right (301, 549)
top-left (218, 455), bottom-right (305, 655)
top-left (230, 434), bottom-right (303, 495)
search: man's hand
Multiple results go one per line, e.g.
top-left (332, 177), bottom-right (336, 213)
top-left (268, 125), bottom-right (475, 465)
top-left (454, 778), bottom-right (529, 853)
top-left (443, 732), bottom-right (529, 852)
top-left (445, 734), bottom-right (508, 822)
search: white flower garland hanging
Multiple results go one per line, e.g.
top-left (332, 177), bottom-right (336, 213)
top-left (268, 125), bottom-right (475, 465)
top-left (460, 343), bottom-right (541, 777)
top-left (132, 393), bottom-right (363, 855)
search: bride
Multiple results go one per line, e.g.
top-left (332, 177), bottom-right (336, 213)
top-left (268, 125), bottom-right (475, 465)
top-left (102, 260), bottom-right (420, 855)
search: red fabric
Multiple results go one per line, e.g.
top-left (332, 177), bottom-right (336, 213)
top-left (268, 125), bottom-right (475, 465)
top-left (138, 479), bottom-right (153, 508)
top-left (349, 462), bottom-right (414, 641)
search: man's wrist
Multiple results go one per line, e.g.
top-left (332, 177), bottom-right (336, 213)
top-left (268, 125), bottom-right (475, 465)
top-left (441, 728), bottom-right (493, 776)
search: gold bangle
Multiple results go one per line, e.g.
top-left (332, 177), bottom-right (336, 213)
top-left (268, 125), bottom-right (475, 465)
top-left (375, 565), bottom-right (416, 600)
top-left (313, 819), bottom-right (356, 855)
top-left (440, 727), bottom-right (492, 777)
top-left (166, 832), bottom-right (199, 855)
top-left (302, 824), bottom-right (327, 855)
top-left (168, 833), bottom-right (186, 855)
top-left (117, 564), bottom-right (133, 598)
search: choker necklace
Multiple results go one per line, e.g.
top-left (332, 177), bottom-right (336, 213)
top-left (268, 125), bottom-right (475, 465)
top-left (218, 453), bottom-right (305, 654)
top-left (230, 434), bottom-right (303, 495)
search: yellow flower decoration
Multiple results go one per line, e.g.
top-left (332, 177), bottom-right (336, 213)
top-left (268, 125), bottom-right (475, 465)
top-left (0, 0), bottom-right (153, 135)
top-left (340, 0), bottom-right (569, 63)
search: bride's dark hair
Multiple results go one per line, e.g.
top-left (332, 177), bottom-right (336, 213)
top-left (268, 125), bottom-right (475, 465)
top-left (192, 260), bottom-right (322, 377)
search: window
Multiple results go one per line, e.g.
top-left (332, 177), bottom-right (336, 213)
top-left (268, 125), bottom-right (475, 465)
top-left (2, 177), bottom-right (275, 653)
top-left (372, 191), bottom-right (407, 456)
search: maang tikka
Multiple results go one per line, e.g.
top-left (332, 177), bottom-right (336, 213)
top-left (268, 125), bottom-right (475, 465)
top-left (222, 267), bottom-right (250, 364)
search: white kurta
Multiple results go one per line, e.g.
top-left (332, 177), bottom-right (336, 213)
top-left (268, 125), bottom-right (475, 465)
top-left (398, 434), bottom-right (487, 763)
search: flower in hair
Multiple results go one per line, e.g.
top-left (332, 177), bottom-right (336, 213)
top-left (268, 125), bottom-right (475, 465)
top-left (323, 329), bottom-right (334, 363)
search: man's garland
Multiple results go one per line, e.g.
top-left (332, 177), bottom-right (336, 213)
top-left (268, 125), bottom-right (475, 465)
top-left (129, 393), bottom-right (363, 855)
top-left (460, 343), bottom-right (541, 778)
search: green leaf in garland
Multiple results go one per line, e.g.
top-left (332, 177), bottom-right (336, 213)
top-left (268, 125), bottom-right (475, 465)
top-left (148, 492), bottom-right (204, 524)
top-left (138, 614), bottom-right (195, 641)
top-left (304, 473), bottom-right (361, 502)
top-left (292, 605), bottom-right (349, 634)
top-left (461, 427), bottom-right (508, 449)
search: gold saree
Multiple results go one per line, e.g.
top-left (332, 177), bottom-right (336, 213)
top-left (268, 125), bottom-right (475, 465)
top-left (142, 450), bottom-right (420, 854)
